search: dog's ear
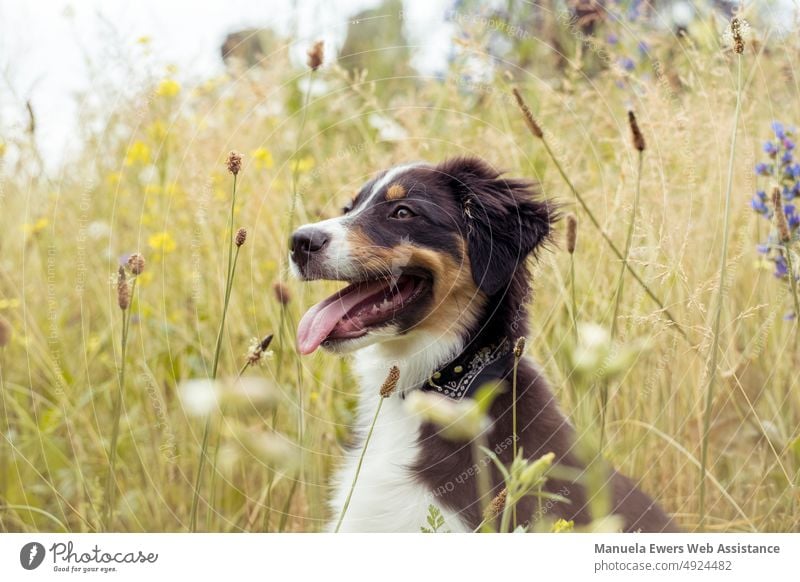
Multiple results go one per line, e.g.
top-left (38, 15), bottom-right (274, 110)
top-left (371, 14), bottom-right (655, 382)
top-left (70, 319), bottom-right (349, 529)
top-left (437, 157), bottom-right (553, 296)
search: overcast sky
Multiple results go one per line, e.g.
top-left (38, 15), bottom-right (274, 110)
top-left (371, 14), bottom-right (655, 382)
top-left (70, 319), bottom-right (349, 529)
top-left (0, 0), bottom-right (455, 171)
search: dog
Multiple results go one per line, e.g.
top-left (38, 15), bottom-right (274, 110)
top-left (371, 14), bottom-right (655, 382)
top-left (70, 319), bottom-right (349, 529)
top-left (289, 157), bottom-right (678, 533)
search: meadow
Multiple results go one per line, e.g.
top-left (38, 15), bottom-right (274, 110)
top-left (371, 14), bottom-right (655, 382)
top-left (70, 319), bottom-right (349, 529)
top-left (0, 5), bottom-right (799, 533)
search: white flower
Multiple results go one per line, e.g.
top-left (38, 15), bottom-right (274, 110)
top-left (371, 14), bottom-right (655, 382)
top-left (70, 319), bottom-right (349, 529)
top-left (178, 379), bottom-right (220, 417)
top-left (406, 391), bottom-right (488, 441)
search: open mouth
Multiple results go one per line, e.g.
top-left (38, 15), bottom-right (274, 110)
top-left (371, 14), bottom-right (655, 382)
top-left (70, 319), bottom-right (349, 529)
top-left (296, 273), bottom-right (430, 354)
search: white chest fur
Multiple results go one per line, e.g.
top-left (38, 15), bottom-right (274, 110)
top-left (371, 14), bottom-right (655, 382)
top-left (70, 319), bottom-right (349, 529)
top-left (327, 335), bottom-right (469, 533)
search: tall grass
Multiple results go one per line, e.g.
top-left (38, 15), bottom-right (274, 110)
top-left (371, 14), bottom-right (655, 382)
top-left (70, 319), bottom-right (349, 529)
top-left (0, 15), bottom-right (798, 534)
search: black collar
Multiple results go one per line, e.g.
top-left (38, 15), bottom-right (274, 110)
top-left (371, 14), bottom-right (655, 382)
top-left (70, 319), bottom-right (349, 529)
top-left (418, 337), bottom-right (512, 400)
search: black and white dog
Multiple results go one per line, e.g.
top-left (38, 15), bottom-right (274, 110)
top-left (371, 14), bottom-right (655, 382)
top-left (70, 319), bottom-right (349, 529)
top-left (290, 157), bottom-right (677, 532)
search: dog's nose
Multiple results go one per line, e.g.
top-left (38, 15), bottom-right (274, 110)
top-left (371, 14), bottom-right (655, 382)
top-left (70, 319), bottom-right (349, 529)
top-left (290, 227), bottom-right (330, 268)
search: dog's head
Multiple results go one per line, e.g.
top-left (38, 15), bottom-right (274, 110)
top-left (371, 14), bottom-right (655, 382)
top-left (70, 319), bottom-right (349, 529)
top-left (290, 157), bottom-right (552, 355)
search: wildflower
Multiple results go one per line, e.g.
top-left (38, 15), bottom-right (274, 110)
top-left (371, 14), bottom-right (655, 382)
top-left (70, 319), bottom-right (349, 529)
top-left (750, 196), bottom-right (769, 216)
top-left (405, 391), bottom-right (488, 441)
top-left (179, 379), bottom-right (220, 417)
top-left (235, 227), bottom-right (247, 247)
top-left (627, 110), bottom-right (646, 152)
top-left (307, 40), bottom-right (324, 71)
top-left (566, 214), bottom-right (578, 254)
top-left (156, 78), bottom-right (181, 98)
top-left (763, 141), bottom-right (779, 157)
top-left (772, 121), bottom-right (786, 140)
top-left (226, 150), bottom-right (243, 176)
top-left (148, 231), bottom-right (177, 254)
top-left (127, 253), bottom-right (146, 276)
top-left (273, 281), bottom-right (291, 305)
top-left (0, 316), bottom-right (12, 347)
top-left (246, 334), bottom-right (274, 366)
top-left (22, 217), bottom-right (49, 236)
top-left (124, 141), bottom-right (151, 166)
top-left (774, 255), bottom-right (788, 278)
top-left (380, 366), bottom-right (400, 398)
top-left (619, 57), bottom-right (636, 72)
top-left (250, 147), bottom-right (274, 170)
top-left (551, 519), bottom-right (575, 533)
top-left (755, 163), bottom-right (772, 176)
top-left (117, 267), bottom-right (130, 310)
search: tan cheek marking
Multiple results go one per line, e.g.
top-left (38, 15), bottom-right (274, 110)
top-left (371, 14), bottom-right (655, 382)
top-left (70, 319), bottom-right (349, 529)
top-left (386, 184), bottom-right (406, 200)
top-left (341, 237), bottom-right (484, 336)
top-left (408, 243), bottom-right (484, 338)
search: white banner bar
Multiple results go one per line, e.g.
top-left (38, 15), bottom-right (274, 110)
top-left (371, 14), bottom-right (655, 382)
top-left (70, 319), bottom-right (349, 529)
top-left (0, 533), bottom-right (796, 580)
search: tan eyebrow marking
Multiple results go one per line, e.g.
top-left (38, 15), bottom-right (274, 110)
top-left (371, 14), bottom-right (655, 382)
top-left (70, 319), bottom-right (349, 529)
top-left (386, 183), bottom-right (406, 200)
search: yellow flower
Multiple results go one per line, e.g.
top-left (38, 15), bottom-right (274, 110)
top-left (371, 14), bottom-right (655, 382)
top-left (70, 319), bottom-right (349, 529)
top-left (250, 147), bottom-right (274, 170)
top-left (156, 78), bottom-right (181, 98)
top-left (292, 156), bottom-right (315, 174)
top-left (0, 298), bottom-right (21, 310)
top-left (136, 35), bottom-right (151, 45)
top-left (147, 120), bottom-right (168, 143)
top-left (148, 231), bottom-right (176, 254)
top-left (125, 141), bottom-right (151, 166)
top-left (23, 217), bottom-right (49, 235)
top-left (106, 172), bottom-right (122, 187)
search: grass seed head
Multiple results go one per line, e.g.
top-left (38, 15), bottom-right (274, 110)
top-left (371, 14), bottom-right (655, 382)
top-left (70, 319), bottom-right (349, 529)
top-left (772, 187), bottom-right (791, 243)
top-left (273, 281), bottom-right (291, 305)
top-left (307, 40), bottom-right (324, 71)
top-left (513, 337), bottom-right (526, 359)
top-left (484, 488), bottom-right (507, 520)
top-left (117, 266), bottom-right (130, 310)
top-left (566, 213), bottom-right (578, 254)
top-left (628, 110), bottom-right (646, 152)
top-left (235, 227), bottom-right (247, 247)
top-left (226, 150), bottom-right (243, 175)
top-left (380, 365), bottom-right (400, 398)
top-left (512, 88), bottom-right (544, 139)
top-left (127, 253), bottom-right (146, 276)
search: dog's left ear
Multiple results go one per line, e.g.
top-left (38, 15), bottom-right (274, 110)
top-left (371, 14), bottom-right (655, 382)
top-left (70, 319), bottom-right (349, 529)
top-left (437, 157), bottom-right (553, 296)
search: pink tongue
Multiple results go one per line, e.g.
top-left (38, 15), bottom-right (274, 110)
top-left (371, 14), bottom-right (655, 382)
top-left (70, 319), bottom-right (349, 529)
top-left (296, 280), bottom-right (388, 355)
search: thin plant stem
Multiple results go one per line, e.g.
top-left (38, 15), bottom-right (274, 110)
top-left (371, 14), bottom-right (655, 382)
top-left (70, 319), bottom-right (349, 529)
top-left (104, 278), bottom-right (136, 530)
top-left (335, 397), bottom-right (384, 533)
top-left (569, 254), bottom-right (578, 338)
top-left (784, 248), bottom-right (800, 342)
top-left (511, 354), bottom-right (520, 530)
top-left (190, 173), bottom-right (239, 533)
top-left (699, 54), bottom-right (743, 530)
top-left (601, 150), bottom-right (644, 451)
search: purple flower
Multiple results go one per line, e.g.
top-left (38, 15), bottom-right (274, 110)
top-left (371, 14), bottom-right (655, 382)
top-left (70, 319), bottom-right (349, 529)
top-left (781, 150), bottom-right (793, 166)
top-left (784, 138), bottom-right (796, 151)
top-left (756, 243), bottom-right (770, 254)
top-left (784, 311), bottom-right (797, 321)
top-left (619, 57), bottom-right (635, 72)
top-left (775, 256), bottom-right (788, 278)
top-left (773, 121), bottom-right (786, 139)
top-left (607, 33), bottom-right (619, 45)
top-left (764, 141), bottom-right (779, 157)
top-left (751, 196), bottom-right (769, 214)
top-left (786, 163), bottom-right (800, 179)
top-left (755, 162), bottom-right (772, 176)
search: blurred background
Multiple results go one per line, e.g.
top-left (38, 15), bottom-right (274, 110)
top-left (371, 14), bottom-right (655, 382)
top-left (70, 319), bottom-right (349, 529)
top-left (1, 0), bottom-right (800, 534)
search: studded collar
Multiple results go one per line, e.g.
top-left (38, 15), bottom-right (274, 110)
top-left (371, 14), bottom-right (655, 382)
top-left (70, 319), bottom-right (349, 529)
top-left (419, 337), bottom-right (512, 400)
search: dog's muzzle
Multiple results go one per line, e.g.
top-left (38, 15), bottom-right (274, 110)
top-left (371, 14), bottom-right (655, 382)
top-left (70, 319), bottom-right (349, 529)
top-left (290, 226), bottom-right (330, 271)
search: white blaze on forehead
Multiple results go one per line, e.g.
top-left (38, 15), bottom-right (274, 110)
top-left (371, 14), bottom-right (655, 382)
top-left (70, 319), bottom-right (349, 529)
top-left (349, 161), bottom-right (429, 218)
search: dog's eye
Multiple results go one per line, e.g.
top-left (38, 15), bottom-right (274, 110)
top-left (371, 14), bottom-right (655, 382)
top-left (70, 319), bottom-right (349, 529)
top-left (390, 205), bottom-right (416, 220)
